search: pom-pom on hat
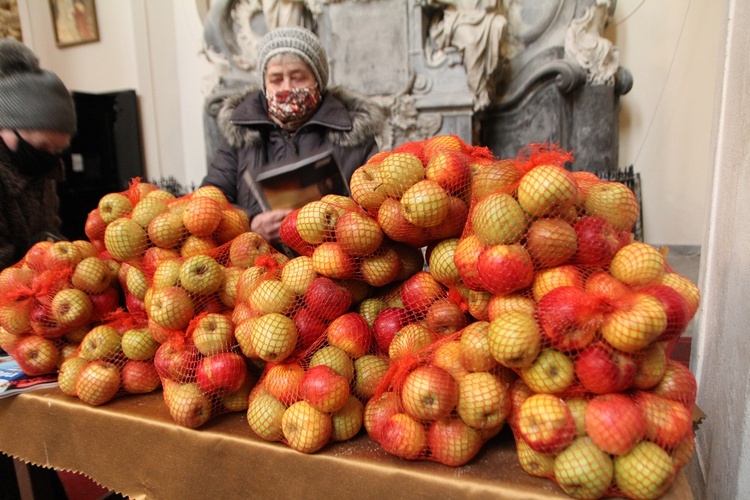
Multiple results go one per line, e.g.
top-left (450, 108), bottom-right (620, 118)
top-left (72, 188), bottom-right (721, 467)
top-left (0, 38), bottom-right (76, 134)
top-left (258, 26), bottom-right (329, 94)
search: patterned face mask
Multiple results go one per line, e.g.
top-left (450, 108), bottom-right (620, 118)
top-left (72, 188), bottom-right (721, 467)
top-left (266, 86), bottom-right (322, 129)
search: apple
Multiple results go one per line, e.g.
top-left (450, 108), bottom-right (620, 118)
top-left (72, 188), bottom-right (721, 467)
top-left (279, 256), bottom-right (316, 296)
top-left (532, 265), bottom-right (584, 302)
top-left (487, 293), bottom-right (535, 321)
top-left (359, 247), bottom-right (401, 287)
top-left (487, 310), bottom-right (541, 369)
top-left (304, 277), bottom-right (352, 321)
top-left (84, 208), bottom-right (107, 242)
top-left (150, 259), bottom-right (181, 291)
top-left (250, 313), bottom-right (298, 362)
top-left (537, 286), bottom-right (598, 352)
top-left (23, 241), bottom-right (53, 271)
top-left (584, 270), bottom-right (630, 302)
top-left (214, 208), bottom-right (250, 244)
top-left (28, 300), bottom-right (67, 339)
top-left (610, 242), bottom-right (666, 287)
top-left (178, 254), bottom-right (223, 296)
top-left (164, 381), bottom-right (212, 428)
top-left (363, 391), bottom-right (401, 440)
top-left (50, 288), bottom-right (93, 328)
top-left (471, 158), bottom-right (522, 200)
top-left (121, 327), bottom-right (160, 360)
top-left (428, 238), bottom-right (460, 285)
top-left (14, 335), bottom-right (59, 375)
top-left (247, 393), bottom-right (287, 441)
top-left (377, 152), bottom-right (425, 197)
top-left (471, 192), bottom-right (527, 246)
top-left (289, 308), bottom-right (325, 351)
top-left (179, 235), bottom-right (217, 258)
top-left (633, 341), bottom-right (668, 390)
top-left (379, 413), bottom-right (427, 460)
top-left (131, 197), bottom-right (169, 228)
top-left (516, 437), bottom-right (555, 477)
top-left (584, 181), bottom-right (640, 232)
top-left (105, 217), bottom-right (148, 262)
top-left (372, 307), bottom-right (410, 354)
top-left (639, 284), bottom-right (692, 342)
top-left (517, 165), bottom-right (578, 217)
top-left (457, 321), bottom-right (495, 372)
top-left (392, 243), bottom-right (425, 282)
top-left (0, 326), bottom-right (24, 354)
top-left (247, 278), bottom-right (297, 315)
top-left (376, 197), bottom-right (431, 248)
top-left (601, 293), bottom-right (667, 353)
top-left (190, 313), bottom-right (234, 356)
top-left (121, 360), bottom-right (161, 394)
top-left (586, 393), bottom-right (645, 456)
top-left (311, 242), bottom-right (356, 280)
top-left (525, 217), bottom-right (578, 268)
top-left (147, 211), bottom-right (185, 249)
top-left (308, 346), bottom-right (355, 382)
top-left (652, 360), bottom-right (698, 410)
top-left (58, 356), bottom-right (88, 396)
top-left (516, 393), bottom-right (576, 454)
top-left (153, 339), bottom-right (200, 382)
top-left (125, 266), bottom-right (148, 300)
top-left (399, 180), bottom-right (451, 228)
top-left (0, 267), bottom-right (34, 296)
top-left (98, 192), bottom-right (133, 223)
top-left (614, 441), bottom-right (676, 499)
top-left (79, 324), bottom-right (121, 361)
top-left (148, 286), bottom-right (195, 331)
top-left (400, 271), bottom-right (445, 318)
top-left (659, 272), bottom-right (701, 318)
top-left (145, 188), bottom-right (175, 201)
top-left (388, 323), bottom-right (435, 361)
top-left (331, 395), bottom-right (364, 441)
top-left (465, 289), bottom-right (492, 322)
top-left (427, 417), bottom-right (483, 466)
top-left (424, 299), bottom-right (467, 335)
top-left (191, 185), bottom-right (230, 208)
top-left (425, 149), bottom-right (471, 196)
top-left (45, 241), bottom-right (84, 269)
top-left (554, 436), bottom-right (614, 499)
top-left (432, 340), bottom-right (470, 383)
top-left (520, 349), bottom-right (575, 394)
top-left (353, 354), bottom-right (390, 399)
top-left (571, 171), bottom-right (602, 205)
top-left (671, 432), bottom-right (696, 469)
top-left (217, 266), bottom-right (243, 308)
top-left (296, 200), bottom-right (340, 245)
top-left (574, 341), bottom-right (636, 394)
top-left (326, 312), bottom-right (372, 359)
top-left (228, 231), bottom-right (272, 268)
top-left (573, 216), bottom-right (624, 266)
top-left (334, 211), bottom-right (383, 256)
top-left (75, 361), bottom-right (122, 405)
top-left (355, 297), bottom-right (387, 328)
top-left (299, 365), bottom-right (350, 413)
top-left (477, 244), bottom-right (535, 296)
top-left (400, 365), bottom-right (458, 421)
top-left (457, 371), bottom-right (510, 430)
top-left (196, 352), bottom-right (247, 394)
top-left (349, 163), bottom-right (389, 210)
top-left (508, 379), bottom-right (534, 426)
top-left (281, 400), bottom-right (333, 453)
top-left (635, 391), bottom-right (693, 448)
top-left (565, 397), bottom-right (589, 437)
top-left (72, 240), bottom-right (99, 259)
top-left (71, 257), bottom-right (112, 295)
top-left (182, 196), bottom-right (223, 237)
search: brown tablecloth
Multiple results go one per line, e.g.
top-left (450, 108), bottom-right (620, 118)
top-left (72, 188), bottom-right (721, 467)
top-left (0, 389), bottom-right (693, 499)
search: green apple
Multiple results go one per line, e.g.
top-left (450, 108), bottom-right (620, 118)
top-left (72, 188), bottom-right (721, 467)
top-left (297, 200), bottom-right (340, 245)
top-left (179, 254), bottom-right (224, 295)
top-left (152, 259), bottom-right (182, 289)
top-left (58, 356), bottom-right (88, 396)
top-left (104, 217), bottom-right (148, 262)
top-left (79, 324), bottom-right (122, 361)
top-left (280, 256), bottom-right (317, 295)
top-left (377, 152), bottom-right (425, 198)
top-left (281, 400), bottom-right (333, 453)
top-left (75, 361), bottom-right (122, 406)
top-left (247, 279), bottom-right (295, 315)
top-left (584, 181), bottom-right (640, 232)
top-left (614, 441), bottom-right (676, 499)
top-left (399, 180), bottom-right (450, 228)
top-left (516, 436), bottom-right (555, 477)
top-left (98, 192), bottom-right (133, 224)
top-left (131, 197), bottom-right (169, 228)
top-left (350, 163), bottom-right (389, 210)
top-left (458, 321), bottom-right (497, 372)
top-left (192, 312), bottom-right (234, 356)
top-left (353, 354), bottom-right (390, 399)
top-left (148, 286), bottom-right (195, 331)
top-left (121, 327), bottom-right (160, 360)
top-left (148, 211), bottom-right (186, 249)
top-left (554, 436), bottom-right (614, 499)
top-left (609, 242), bottom-right (666, 286)
top-left (521, 348), bottom-right (575, 394)
top-left (250, 312), bottom-right (298, 362)
top-left (471, 192), bottom-right (527, 245)
top-left (331, 395), bottom-right (364, 442)
top-left (71, 257), bottom-right (113, 294)
top-left (247, 393), bottom-right (287, 441)
top-left (488, 310), bottom-right (541, 369)
top-left (517, 164), bottom-right (578, 217)
top-left (428, 238), bottom-right (461, 285)
top-left (51, 288), bottom-right (94, 328)
top-left (601, 293), bottom-right (667, 353)
top-left (125, 266), bottom-right (149, 300)
top-left (308, 345), bottom-right (355, 382)
top-left (456, 371), bottom-right (510, 430)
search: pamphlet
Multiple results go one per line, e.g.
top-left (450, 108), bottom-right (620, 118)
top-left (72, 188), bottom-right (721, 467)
top-left (243, 149), bottom-right (349, 211)
top-left (0, 357), bottom-right (58, 398)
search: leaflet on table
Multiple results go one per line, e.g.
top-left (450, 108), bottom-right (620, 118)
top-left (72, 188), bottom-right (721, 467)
top-left (0, 357), bottom-right (58, 398)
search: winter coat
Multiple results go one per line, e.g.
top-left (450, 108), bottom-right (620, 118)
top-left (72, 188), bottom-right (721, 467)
top-left (0, 139), bottom-right (64, 269)
top-left (202, 85), bottom-right (385, 219)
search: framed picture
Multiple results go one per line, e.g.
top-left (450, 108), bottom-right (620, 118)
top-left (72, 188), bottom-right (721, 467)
top-left (0, 0), bottom-right (23, 41)
top-left (49, 0), bottom-right (99, 48)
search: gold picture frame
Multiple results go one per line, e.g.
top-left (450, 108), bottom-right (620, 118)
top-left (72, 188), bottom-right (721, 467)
top-left (49, 0), bottom-right (99, 48)
top-left (1, 0), bottom-right (23, 41)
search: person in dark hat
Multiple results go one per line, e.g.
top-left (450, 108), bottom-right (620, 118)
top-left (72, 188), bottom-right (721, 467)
top-left (0, 38), bottom-right (76, 270)
top-left (201, 26), bottom-right (385, 245)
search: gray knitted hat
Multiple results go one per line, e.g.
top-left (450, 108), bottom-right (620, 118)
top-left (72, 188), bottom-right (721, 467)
top-left (258, 26), bottom-right (329, 94)
top-left (0, 38), bottom-right (76, 134)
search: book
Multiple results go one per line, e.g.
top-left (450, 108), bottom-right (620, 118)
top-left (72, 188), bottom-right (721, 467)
top-left (243, 148), bottom-right (349, 211)
top-left (0, 357), bottom-right (59, 398)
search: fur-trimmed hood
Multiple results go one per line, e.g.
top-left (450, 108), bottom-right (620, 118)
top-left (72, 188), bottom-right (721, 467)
top-left (216, 84), bottom-right (386, 151)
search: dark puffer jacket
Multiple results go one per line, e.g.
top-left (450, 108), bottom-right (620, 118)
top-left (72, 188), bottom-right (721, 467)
top-left (201, 85), bottom-right (385, 219)
top-left (0, 140), bottom-right (64, 269)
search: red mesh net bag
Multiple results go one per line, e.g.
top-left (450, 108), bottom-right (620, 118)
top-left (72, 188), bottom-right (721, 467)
top-left (57, 309), bottom-right (163, 406)
top-left (365, 325), bottom-right (515, 466)
top-left (347, 135), bottom-right (492, 250)
top-left (0, 242), bottom-right (123, 376)
top-left (245, 311), bottom-right (386, 453)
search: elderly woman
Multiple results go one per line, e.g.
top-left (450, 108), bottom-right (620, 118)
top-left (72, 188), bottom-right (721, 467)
top-left (201, 26), bottom-right (385, 245)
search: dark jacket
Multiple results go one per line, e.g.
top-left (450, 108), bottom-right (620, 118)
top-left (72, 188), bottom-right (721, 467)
top-left (202, 85), bottom-right (385, 219)
top-left (0, 140), bottom-right (64, 269)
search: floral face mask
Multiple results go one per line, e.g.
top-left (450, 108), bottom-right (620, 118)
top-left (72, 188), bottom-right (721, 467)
top-left (266, 86), bottom-right (322, 129)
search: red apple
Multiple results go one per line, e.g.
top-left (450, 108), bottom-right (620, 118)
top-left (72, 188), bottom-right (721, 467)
top-left (635, 391), bottom-right (692, 448)
top-left (477, 244), bottom-right (534, 296)
top-left (196, 352), bottom-right (247, 394)
top-left (453, 235), bottom-right (485, 290)
top-left (326, 312), bottom-right (372, 359)
top-left (13, 335), bottom-right (59, 375)
top-left (90, 287), bottom-right (122, 321)
top-left (279, 209), bottom-right (314, 257)
top-left (376, 197), bottom-right (431, 248)
top-left (575, 341), bottom-right (637, 394)
top-left (639, 284), bottom-right (692, 342)
top-left (525, 217), bottom-right (578, 268)
top-left (153, 339), bottom-right (200, 383)
top-left (537, 286), bottom-right (600, 351)
top-left (299, 365), bottom-right (351, 413)
top-left (293, 307), bottom-right (328, 351)
top-left (264, 361), bottom-right (305, 405)
top-left (373, 307), bottom-right (410, 354)
top-left (121, 360), bottom-right (161, 394)
top-left (363, 391), bottom-right (402, 441)
top-left (400, 271), bottom-right (445, 318)
top-left (652, 359), bottom-right (698, 410)
top-left (573, 216), bottom-right (624, 266)
top-left (586, 394), bottom-right (645, 456)
top-left (304, 277), bottom-right (352, 321)
top-left (424, 299), bottom-right (468, 335)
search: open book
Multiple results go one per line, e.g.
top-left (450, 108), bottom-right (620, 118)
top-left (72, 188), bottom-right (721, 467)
top-left (0, 357), bottom-right (58, 398)
top-left (243, 148), bottom-right (349, 211)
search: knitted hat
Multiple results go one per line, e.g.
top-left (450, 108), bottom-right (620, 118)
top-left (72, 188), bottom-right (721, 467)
top-left (258, 26), bottom-right (329, 94)
top-left (0, 38), bottom-right (76, 134)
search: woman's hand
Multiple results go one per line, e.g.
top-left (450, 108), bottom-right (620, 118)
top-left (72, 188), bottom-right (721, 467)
top-left (250, 209), bottom-right (293, 245)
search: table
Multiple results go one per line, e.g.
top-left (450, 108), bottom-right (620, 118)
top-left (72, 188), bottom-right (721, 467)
top-left (0, 389), bottom-right (693, 499)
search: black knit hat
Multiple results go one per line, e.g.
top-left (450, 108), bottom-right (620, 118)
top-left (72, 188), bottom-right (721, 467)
top-left (0, 38), bottom-right (76, 134)
top-left (258, 26), bottom-right (329, 94)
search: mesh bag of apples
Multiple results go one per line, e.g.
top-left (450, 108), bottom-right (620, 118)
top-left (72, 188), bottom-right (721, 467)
top-left (438, 143), bottom-right (701, 499)
top-left (0, 239), bottom-right (122, 377)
